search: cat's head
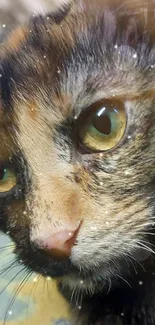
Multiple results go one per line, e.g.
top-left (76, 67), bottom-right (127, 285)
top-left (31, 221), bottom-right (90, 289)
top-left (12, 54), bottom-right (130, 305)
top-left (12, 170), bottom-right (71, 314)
top-left (1, 0), bottom-right (155, 293)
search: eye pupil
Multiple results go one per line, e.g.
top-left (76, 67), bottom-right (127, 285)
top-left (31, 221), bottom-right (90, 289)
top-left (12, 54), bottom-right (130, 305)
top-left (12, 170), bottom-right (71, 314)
top-left (0, 166), bottom-right (5, 180)
top-left (93, 113), bottom-right (111, 136)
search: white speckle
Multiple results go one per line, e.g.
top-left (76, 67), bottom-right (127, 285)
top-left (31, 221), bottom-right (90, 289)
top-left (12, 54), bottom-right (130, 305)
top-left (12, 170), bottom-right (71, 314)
top-left (47, 29), bottom-right (49, 32)
top-left (80, 280), bottom-right (84, 284)
top-left (133, 53), bottom-right (137, 59)
top-left (127, 135), bottom-right (132, 139)
top-left (32, 14), bottom-right (35, 17)
top-left (78, 306), bottom-right (82, 310)
top-left (0, 74), bottom-right (2, 78)
top-left (19, 259), bottom-right (23, 263)
top-left (100, 182), bottom-right (103, 186)
top-left (106, 221), bottom-right (109, 225)
top-left (99, 153), bottom-right (103, 158)
top-left (29, 30), bottom-right (32, 33)
top-left (139, 280), bottom-right (143, 285)
top-left (40, 173), bottom-right (43, 176)
top-left (112, 94), bottom-right (116, 97)
top-left (68, 232), bottom-right (73, 237)
top-left (8, 311), bottom-right (13, 315)
top-left (60, 24), bottom-right (63, 28)
top-left (124, 170), bottom-right (130, 175)
top-left (57, 68), bottom-right (61, 74)
top-left (6, 231), bottom-right (10, 235)
top-left (47, 16), bottom-right (50, 20)
top-left (152, 272), bottom-right (155, 275)
top-left (91, 226), bottom-right (97, 230)
top-left (149, 65), bottom-right (155, 71)
top-left (43, 55), bottom-right (46, 59)
top-left (121, 313), bottom-right (124, 317)
top-left (74, 115), bottom-right (78, 120)
top-left (47, 276), bottom-right (50, 280)
top-left (33, 277), bottom-right (38, 283)
top-left (2, 24), bottom-right (6, 28)
top-left (23, 211), bottom-right (26, 215)
top-left (114, 44), bottom-right (118, 49)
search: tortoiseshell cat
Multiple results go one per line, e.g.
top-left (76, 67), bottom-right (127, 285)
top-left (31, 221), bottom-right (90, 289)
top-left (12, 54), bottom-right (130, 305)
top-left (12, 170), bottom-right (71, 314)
top-left (1, 0), bottom-right (155, 324)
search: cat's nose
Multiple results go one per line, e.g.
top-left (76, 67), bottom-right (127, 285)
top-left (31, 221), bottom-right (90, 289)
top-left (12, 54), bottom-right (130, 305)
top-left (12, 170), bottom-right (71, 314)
top-left (33, 223), bottom-right (81, 259)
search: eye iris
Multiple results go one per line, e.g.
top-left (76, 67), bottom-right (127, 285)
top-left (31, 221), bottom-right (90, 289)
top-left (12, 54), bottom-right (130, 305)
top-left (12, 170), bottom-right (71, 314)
top-left (0, 167), bottom-right (17, 193)
top-left (78, 99), bottom-right (127, 152)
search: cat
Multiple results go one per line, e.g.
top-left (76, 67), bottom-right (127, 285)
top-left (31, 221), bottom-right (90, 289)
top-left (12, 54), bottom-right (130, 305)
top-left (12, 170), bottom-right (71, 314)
top-left (1, 0), bottom-right (155, 324)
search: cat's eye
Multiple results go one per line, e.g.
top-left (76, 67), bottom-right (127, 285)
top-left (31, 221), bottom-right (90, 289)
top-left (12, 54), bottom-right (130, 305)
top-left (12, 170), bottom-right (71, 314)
top-left (78, 99), bottom-right (127, 152)
top-left (0, 166), bottom-right (17, 193)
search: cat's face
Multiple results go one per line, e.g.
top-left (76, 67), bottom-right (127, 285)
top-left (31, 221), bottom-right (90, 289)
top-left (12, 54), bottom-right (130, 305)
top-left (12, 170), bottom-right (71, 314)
top-left (1, 0), bottom-right (155, 292)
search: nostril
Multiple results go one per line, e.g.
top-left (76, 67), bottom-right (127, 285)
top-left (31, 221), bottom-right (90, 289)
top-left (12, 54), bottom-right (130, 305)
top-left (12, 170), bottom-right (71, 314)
top-left (65, 224), bottom-right (81, 248)
top-left (31, 222), bottom-right (82, 260)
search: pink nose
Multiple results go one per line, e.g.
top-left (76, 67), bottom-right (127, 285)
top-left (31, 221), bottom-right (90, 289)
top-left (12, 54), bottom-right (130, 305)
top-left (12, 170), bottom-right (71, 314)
top-left (35, 224), bottom-right (81, 259)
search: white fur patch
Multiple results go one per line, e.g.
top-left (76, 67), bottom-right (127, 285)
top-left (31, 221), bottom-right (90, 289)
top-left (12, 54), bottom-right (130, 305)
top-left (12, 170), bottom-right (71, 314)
top-left (0, 0), bottom-right (72, 32)
top-left (20, 0), bottom-right (72, 15)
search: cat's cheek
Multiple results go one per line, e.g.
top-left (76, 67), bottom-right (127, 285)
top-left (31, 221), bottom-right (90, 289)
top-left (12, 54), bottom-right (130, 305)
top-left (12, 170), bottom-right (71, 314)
top-left (3, 200), bottom-right (29, 237)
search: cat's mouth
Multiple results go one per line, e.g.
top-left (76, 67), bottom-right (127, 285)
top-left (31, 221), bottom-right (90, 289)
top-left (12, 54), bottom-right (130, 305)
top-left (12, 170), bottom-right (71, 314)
top-left (15, 243), bottom-right (105, 282)
top-left (16, 243), bottom-right (111, 287)
top-left (15, 244), bottom-right (80, 278)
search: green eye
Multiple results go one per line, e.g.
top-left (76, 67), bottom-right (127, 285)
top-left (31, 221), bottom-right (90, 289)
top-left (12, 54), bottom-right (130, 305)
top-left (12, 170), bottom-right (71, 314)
top-left (78, 99), bottom-right (127, 152)
top-left (0, 167), bottom-right (17, 193)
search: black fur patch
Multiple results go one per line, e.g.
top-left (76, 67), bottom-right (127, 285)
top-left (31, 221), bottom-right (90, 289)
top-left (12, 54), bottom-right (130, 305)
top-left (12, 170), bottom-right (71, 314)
top-left (0, 63), bottom-right (13, 111)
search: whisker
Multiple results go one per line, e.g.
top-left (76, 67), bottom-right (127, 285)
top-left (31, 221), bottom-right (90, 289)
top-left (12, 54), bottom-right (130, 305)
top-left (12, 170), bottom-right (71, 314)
top-left (26, 271), bottom-right (41, 319)
top-left (136, 241), bottom-right (155, 255)
top-left (107, 277), bottom-right (112, 295)
top-left (31, 273), bottom-right (42, 301)
top-left (0, 251), bottom-right (16, 261)
top-left (78, 288), bottom-right (83, 308)
top-left (134, 223), bottom-right (155, 229)
top-left (3, 269), bottom-right (33, 325)
top-left (46, 276), bottom-right (52, 302)
top-left (0, 245), bottom-right (14, 251)
top-left (71, 285), bottom-right (76, 304)
top-left (0, 266), bottom-right (27, 297)
top-left (117, 274), bottom-right (132, 288)
top-left (138, 232), bottom-right (155, 237)
top-left (0, 261), bottom-right (20, 278)
top-left (45, 275), bottom-right (55, 305)
top-left (75, 287), bottom-right (81, 307)
top-left (123, 254), bottom-right (138, 274)
top-left (110, 259), bottom-right (121, 273)
top-left (126, 253), bottom-right (146, 272)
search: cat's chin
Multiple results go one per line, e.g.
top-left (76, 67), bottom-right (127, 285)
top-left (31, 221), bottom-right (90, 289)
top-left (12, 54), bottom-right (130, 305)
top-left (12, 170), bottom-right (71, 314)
top-left (61, 274), bottom-right (105, 295)
top-left (16, 245), bottom-right (121, 291)
top-left (59, 263), bottom-right (115, 296)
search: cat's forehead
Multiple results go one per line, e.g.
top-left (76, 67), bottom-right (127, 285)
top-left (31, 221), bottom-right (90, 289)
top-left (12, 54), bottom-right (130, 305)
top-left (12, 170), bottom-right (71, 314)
top-left (1, 0), bottom-right (155, 118)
